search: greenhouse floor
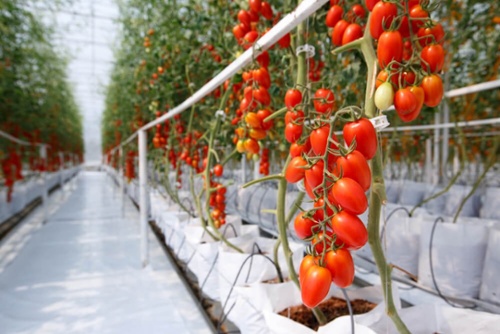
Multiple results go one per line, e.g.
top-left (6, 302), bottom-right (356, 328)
top-left (0, 171), bottom-right (212, 334)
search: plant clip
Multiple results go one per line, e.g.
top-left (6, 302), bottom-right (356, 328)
top-left (295, 44), bottom-right (315, 59)
top-left (215, 109), bottom-right (226, 120)
top-left (369, 115), bottom-right (390, 131)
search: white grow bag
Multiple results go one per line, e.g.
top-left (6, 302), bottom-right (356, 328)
top-left (479, 228), bottom-right (500, 305)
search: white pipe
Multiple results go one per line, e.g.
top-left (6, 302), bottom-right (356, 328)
top-left (138, 130), bottom-right (149, 267)
top-left (119, 146), bottom-right (125, 216)
top-left (39, 145), bottom-right (48, 223)
top-left (380, 117), bottom-right (500, 132)
top-left (445, 79), bottom-right (500, 98)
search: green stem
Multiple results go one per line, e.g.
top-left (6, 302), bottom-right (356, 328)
top-left (273, 239), bottom-right (284, 283)
top-left (284, 191), bottom-right (305, 226)
top-left (242, 174), bottom-right (283, 188)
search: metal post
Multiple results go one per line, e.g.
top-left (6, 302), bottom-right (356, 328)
top-left (138, 130), bottom-right (149, 267)
top-left (39, 145), bottom-right (48, 223)
top-left (119, 146), bottom-right (125, 215)
top-left (58, 151), bottom-right (64, 190)
top-left (424, 138), bottom-right (433, 185)
top-left (241, 156), bottom-right (247, 184)
top-left (433, 112), bottom-right (440, 184)
top-left (253, 156), bottom-right (259, 180)
top-left (441, 100), bottom-right (450, 180)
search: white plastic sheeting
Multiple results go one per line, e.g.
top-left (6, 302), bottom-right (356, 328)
top-left (479, 228), bottom-right (500, 305)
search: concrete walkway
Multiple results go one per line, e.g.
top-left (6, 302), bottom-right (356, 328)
top-left (0, 171), bottom-right (212, 334)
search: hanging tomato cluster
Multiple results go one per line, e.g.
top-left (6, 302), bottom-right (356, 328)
top-left (368, 0), bottom-right (445, 121)
top-left (124, 151), bottom-right (136, 182)
top-left (1, 149), bottom-right (23, 202)
top-left (207, 164), bottom-right (227, 228)
top-left (259, 148), bottom-right (270, 175)
top-left (282, 82), bottom-right (379, 308)
top-left (327, 1), bottom-right (366, 46)
top-left (152, 111), bottom-right (169, 149)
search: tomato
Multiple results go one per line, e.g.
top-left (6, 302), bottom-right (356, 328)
top-left (343, 118), bottom-right (377, 160)
top-left (301, 265), bottom-right (331, 308)
top-left (304, 177), bottom-right (316, 199)
top-left (285, 156), bottom-right (307, 183)
top-left (257, 51), bottom-right (270, 68)
top-left (285, 110), bottom-right (304, 125)
top-left (285, 89), bottom-right (302, 109)
top-left (370, 2), bottom-right (397, 40)
top-left (349, 4), bottom-right (366, 20)
top-left (233, 24), bottom-right (247, 40)
top-left (313, 198), bottom-right (335, 222)
top-left (331, 211), bottom-right (368, 250)
top-left (253, 67), bottom-right (271, 88)
top-left (249, 0), bottom-right (261, 13)
top-left (401, 70), bottom-right (416, 86)
top-left (213, 164), bottom-right (223, 177)
top-left (333, 150), bottom-right (371, 191)
top-left (310, 125), bottom-right (330, 156)
top-left (253, 86), bottom-right (271, 105)
top-left (365, 0), bottom-right (379, 12)
top-left (418, 23), bottom-right (445, 47)
top-left (394, 87), bottom-right (417, 116)
top-left (244, 30), bottom-right (259, 46)
top-left (285, 123), bottom-right (303, 143)
top-left (403, 40), bottom-right (413, 61)
top-left (305, 160), bottom-right (325, 190)
top-left (421, 74), bottom-right (443, 107)
top-left (299, 255), bottom-right (317, 285)
top-left (398, 16), bottom-right (410, 39)
top-left (332, 19), bottom-right (349, 46)
top-left (278, 33), bottom-right (291, 48)
top-left (330, 178), bottom-right (368, 215)
top-left (311, 230), bottom-right (334, 253)
top-left (398, 85), bottom-right (424, 122)
top-left (409, 5), bottom-right (429, 33)
top-left (421, 44), bottom-right (445, 73)
top-left (245, 112), bottom-right (262, 128)
top-left (294, 212), bottom-right (318, 239)
top-left (260, 1), bottom-right (273, 20)
top-left (324, 249), bottom-right (354, 288)
top-left (342, 23), bottom-right (363, 45)
top-left (313, 88), bottom-right (335, 113)
top-left (374, 81), bottom-right (394, 110)
top-left (325, 5), bottom-right (343, 28)
top-left (244, 138), bottom-right (260, 154)
top-left (249, 128), bottom-right (267, 140)
top-left (237, 10), bottom-right (251, 27)
top-left (257, 109), bottom-right (273, 130)
top-left (211, 208), bottom-right (222, 220)
top-left (377, 30), bottom-right (403, 68)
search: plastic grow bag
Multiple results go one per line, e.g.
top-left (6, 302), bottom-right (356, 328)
top-left (479, 228), bottom-right (500, 305)
top-left (480, 187), bottom-right (500, 219)
top-left (443, 185), bottom-right (481, 218)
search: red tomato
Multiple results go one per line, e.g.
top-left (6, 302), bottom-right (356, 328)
top-left (313, 197), bottom-right (335, 222)
top-left (377, 30), bottom-right (403, 67)
top-left (299, 255), bottom-right (317, 285)
top-left (245, 112), bottom-right (262, 128)
top-left (213, 164), bottom-right (223, 177)
top-left (301, 265), bottom-right (331, 308)
top-left (365, 0), bottom-right (379, 11)
top-left (233, 24), bottom-right (248, 40)
top-left (324, 249), bottom-right (354, 288)
top-left (284, 89), bottom-right (302, 109)
top-left (257, 109), bottom-right (273, 130)
top-left (421, 44), bottom-right (445, 73)
top-left (342, 23), bottom-right (363, 45)
top-left (237, 10), bottom-right (251, 27)
top-left (333, 150), bottom-right (371, 191)
top-left (418, 23), bottom-right (445, 47)
top-left (332, 19), bottom-right (349, 46)
top-left (253, 86), bottom-right (271, 106)
top-left (313, 88), bottom-right (335, 113)
top-left (305, 160), bottom-right (325, 190)
top-left (290, 142), bottom-right (307, 158)
top-left (421, 74), bottom-right (443, 107)
top-left (343, 118), bottom-right (377, 160)
top-left (285, 123), bottom-right (303, 143)
top-left (410, 85), bottom-right (425, 115)
top-left (249, 0), bottom-right (261, 13)
top-left (349, 4), bottom-right (366, 20)
top-left (304, 177), bottom-right (316, 199)
top-left (260, 2), bottom-right (273, 20)
top-left (253, 67), bottom-right (271, 88)
top-left (278, 33), bottom-right (291, 48)
top-left (311, 230), bottom-right (334, 253)
top-left (370, 2), bottom-right (397, 39)
top-left (285, 110), bottom-right (304, 125)
top-left (285, 156), bottom-right (307, 183)
top-left (310, 125), bottom-right (330, 156)
top-left (394, 87), bottom-right (418, 116)
top-left (257, 51), bottom-right (270, 68)
top-left (294, 212), bottom-right (318, 239)
top-left (330, 178), bottom-right (368, 215)
top-left (325, 5), bottom-right (344, 28)
top-left (331, 211), bottom-right (368, 250)
top-left (409, 5), bottom-right (429, 33)
top-left (401, 70), bottom-right (416, 87)
top-left (244, 138), bottom-right (260, 154)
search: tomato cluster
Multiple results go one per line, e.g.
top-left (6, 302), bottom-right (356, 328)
top-left (152, 111), bottom-right (169, 149)
top-left (1, 149), bottom-right (24, 202)
top-left (282, 85), bottom-right (379, 308)
top-left (207, 164), bottom-right (227, 228)
top-left (259, 148), bottom-right (270, 175)
top-left (368, 0), bottom-right (445, 121)
top-left (124, 150), bottom-right (136, 182)
top-left (326, 2), bottom-right (366, 46)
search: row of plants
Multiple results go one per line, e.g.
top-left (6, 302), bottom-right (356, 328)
top-left (102, 0), bottom-right (499, 332)
top-left (0, 0), bottom-right (84, 201)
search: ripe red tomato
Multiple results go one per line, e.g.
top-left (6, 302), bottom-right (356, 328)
top-left (299, 254), bottom-right (317, 285)
top-left (233, 24), bottom-right (247, 40)
top-left (253, 86), bottom-right (271, 105)
top-left (244, 138), bottom-right (260, 154)
top-left (311, 230), bottom-right (334, 253)
top-left (421, 44), bottom-right (445, 73)
top-left (294, 212), bottom-right (318, 239)
top-left (278, 33), bottom-right (291, 48)
top-left (377, 30), bottom-right (403, 68)
top-left (301, 265), bottom-right (331, 308)
top-left (237, 10), bottom-right (251, 27)
top-left (313, 88), bottom-right (335, 113)
top-left (330, 178), bottom-right (368, 215)
top-left (332, 19), bottom-right (349, 46)
top-left (313, 197), bottom-right (335, 222)
top-left (349, 4), bottom-right (366, 20)
top-left (325, 5), bottom-right (343, 28)
top-left (331, 211), bottom-right (368, 250)
top-left (421, 74), bottom-right (444, 107)
top-left (285, 110), bottom-right (304, 125)
top-left (249, 0), bottom-right (261, 13)
top-left (324, 249), bottom-right (354, 288)
top-left (284, 89), bottom-right (302, 109)
top-left (253, 67), bottom-right (271, 88)
top-left (257, 109), bottom-right (273, 130)
top-left (260, 1), bottom-right (273, 20)
top-left (290, 142), bottom-right (307, 158)
top-left (342, 23), bottom-right (363, 45)
top-left (401, 70), bottom-right (416, 87)
top-left (370, 1), bottom-right (397, 39)
top-left (409, 5), bottom-right (429, 33)
top-left (285, 123), bottom-right (303, 143)
top-left (213, 164), bottom-right (223, 177)
top-left (310, 125), bottom-right (330, 156)
top-left (333, 150), bottom-right (371, 191)
top-left (394, 87), bottom-right (418, 116)
top-left (418, 23), bottom-right (445, 47)
top-left (257, 51), bottom-right (270, 68)
top-left (305, 160), bottom-right (326, 190)
top-left (285, 156), bottom-right (307, 183)
top-left (343, 118), bottom-right (377, 160)
top-left (365, 0), bottom-right (379, 12)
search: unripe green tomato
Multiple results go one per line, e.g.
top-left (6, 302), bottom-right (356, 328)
top-left (252, 154), bottom-right (260, 162)
top-left (278, 143), bottom-right (287, 152)
top-left (374, 82), bottom-right (394, 110)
